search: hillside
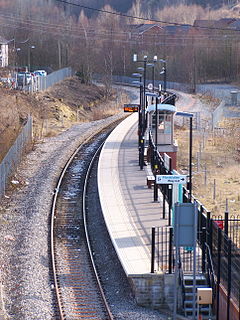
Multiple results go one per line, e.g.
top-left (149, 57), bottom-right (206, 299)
top-left (0, 77), bottom-right (125, 162)
top-left (52, 0), bottom-right (232, 16)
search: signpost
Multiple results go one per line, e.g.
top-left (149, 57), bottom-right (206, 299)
top-left (156, 175), bottom-right (187, 185)
top-left (173, 202), bottom-right (198, 320)
top-left (123, 104), bottom-right (139, 112)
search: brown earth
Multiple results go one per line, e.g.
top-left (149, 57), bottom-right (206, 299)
top-left (0, 76), bottom-right (126, 162)
top-left (176, 116), bottom-right (240, 216)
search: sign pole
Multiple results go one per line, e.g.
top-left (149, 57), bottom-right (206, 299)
top-left (192, 201), bottom-right (198, 320)
top-left (173, 202), bottom-right (179, 320)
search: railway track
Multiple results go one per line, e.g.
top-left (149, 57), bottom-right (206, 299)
top-left (50, 126), bottom-right (117, 320)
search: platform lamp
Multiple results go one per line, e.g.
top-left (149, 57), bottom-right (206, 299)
top-left (147, 55), bottom-right (158, 94)
top-left (146, 92), bottom-right (159, 202)
top-left (176, 111), bottom-right (194, 200)
top-left (132, 73), bottom-right (143, 162)
top-left (15, 47), bottom-right (21, 72)
top-left (159, 59), bottom-right (167, 93)
top-left (28, 45), bottom-right (35, 72)
top-left (133, 54), bottom-right (148, 170)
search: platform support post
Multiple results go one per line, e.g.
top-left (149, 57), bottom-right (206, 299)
top-left (153, 181), bottom-right (158, 202)
top-left (168, 227), bottom-right (173, 274)
top-left (151, 227), bottom-right (156, 273)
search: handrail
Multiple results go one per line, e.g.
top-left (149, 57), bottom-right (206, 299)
top-left (178, 248), bottom-right (186, 309)
top-left (161, 93), bottom-right (177, 105)
top-left (205, 243), bottom-right (216, 298)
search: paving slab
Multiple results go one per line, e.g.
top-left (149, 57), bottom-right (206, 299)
top-left (98, 113), bottom-right (169, 276)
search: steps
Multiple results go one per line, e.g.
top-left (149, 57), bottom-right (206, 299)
top-left (183, 274), bottom-right (213, 319)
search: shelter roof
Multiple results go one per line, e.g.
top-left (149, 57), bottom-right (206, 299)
top-left (146, 103), bottom-right (177, 114)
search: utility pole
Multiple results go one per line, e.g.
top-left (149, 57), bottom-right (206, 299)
top-left (58, 40), bottom-right (62, 69)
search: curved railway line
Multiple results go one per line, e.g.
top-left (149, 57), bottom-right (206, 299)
top-left (50, 124), bottom-right (118, 320)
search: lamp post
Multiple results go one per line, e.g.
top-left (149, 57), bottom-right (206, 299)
top-left (176, 111), bottom-right (194, 200)
top-left (132, 73), bottom-right (143, 165)
top-left (160, 59), bottom-right (167, 93)
top-left (15, 48), bottom-right (21, 72)
top-left (28, 45), bottom-right (35, 72)
top-left (146, 91), bottom-right (159, 202)
top-left (147, 55), bottom-right (157, 94)
top-left (133, 54), bottom-right (148, 170)
top-left (189, 116), bottom-right (193, 199)
top-left (133, 54), bottom-right (160, 169)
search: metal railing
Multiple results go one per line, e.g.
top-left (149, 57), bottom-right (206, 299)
top-left (0, 117), bottom-right (32, 197)
top-left (211, 101), bottom-right (225, 128)
top-left (148, 123), bottom-right (240, 317)
top-left (93, 74), bottom-right (192, 92)
top-left (22, 67), bottom-right (72, 92)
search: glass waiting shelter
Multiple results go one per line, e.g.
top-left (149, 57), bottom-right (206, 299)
top-left (146, 103), bottom-right (177, 146)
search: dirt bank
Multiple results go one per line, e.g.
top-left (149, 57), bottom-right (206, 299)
top-left (0, 77), bottom-right (126, 161)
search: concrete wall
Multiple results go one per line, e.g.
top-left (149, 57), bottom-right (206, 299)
top-left (128, 273), bottom-right (176, 310)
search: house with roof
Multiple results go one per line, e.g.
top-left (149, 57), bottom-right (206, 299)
top-left (228, 19), bottom-right (240, 30)
top-left (0, 36), bottom-right (8, 67)
top-left (193, 18), bottom-right (237, 35)
top-left (126, 23), bottom-right (164, 44)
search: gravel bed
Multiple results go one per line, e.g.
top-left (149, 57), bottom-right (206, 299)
top-left (87, 159), bottom-right (173, 320)
top-left (0, 112), bottom-right (125, 320)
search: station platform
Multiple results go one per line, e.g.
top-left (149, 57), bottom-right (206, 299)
top-left (98, 112), bottom-right (166, 275)
top-left (98, 113), bottom-right (173, 310)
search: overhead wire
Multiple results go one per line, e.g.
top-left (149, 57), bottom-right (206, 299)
top-left (0, 4), bottom-right (238, 48)
top-left (55, 0), bottom-right (240, 33)
top-left (0, 13), bottom-right (239, 45)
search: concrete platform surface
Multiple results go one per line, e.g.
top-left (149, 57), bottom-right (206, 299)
top-left (98, 113), bottom-right (167, 276)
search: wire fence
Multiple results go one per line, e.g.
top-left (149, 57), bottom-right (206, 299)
top-left (0, 67), bottom-right (73, 198)
top-left (211, 101), bottom-right (225, 128)
top-left (22, 67), bottom-right (72, 93)
top-left (0, 117), bottom-right (32, 197)
top-left (94, 74), bottom-right (191, 92)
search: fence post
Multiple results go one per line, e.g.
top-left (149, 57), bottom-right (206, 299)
top-left (168, 185), bottom-right (172, 226)
top-left (216, 227), bottom-right (222, 320)
top-left (224, 199), bottom-right (229, 236)
top-left (202, 227), bottom-right (206, 273)
top-left (227, 239), bottom-right (232, 320)
top-left (151, 227), bottom-right (156, 273)
top-left (162, 190), bottom-right (166, 219)
top-left (206, 212), bottom-right (212, 252)
top-left (169, 227), bottom-right (173, 274)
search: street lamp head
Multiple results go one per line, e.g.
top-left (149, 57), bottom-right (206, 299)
top-left (132, 80), bottom-right (143, 86)
top-left (145, 92), bottom-right (158, 97)
top-left (16, 48), bottom-right (21, 52)
top-left (132, 73), bottom-right (142, 78)
top-left (143, 55), bottom-right (148, 60)
top-left (30, 45), bottom-right (35, 49)
top-left (153, 55), bottom-right (158, 62)
top-left (133, 53), bottom-right (138, 62)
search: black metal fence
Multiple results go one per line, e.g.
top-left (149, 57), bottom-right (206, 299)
top-left (148, 130), bottom-right (240, 318)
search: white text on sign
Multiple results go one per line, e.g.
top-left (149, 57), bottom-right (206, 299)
top-left (156, 175), bottom-right (187, 184)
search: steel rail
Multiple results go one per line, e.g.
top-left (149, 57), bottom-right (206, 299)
top-left (50, 125), bottom-right (117, 319)
top-left (82, 141), bottom-right (114, 320)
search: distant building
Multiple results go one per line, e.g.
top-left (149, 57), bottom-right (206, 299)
top-left (126, 23), bottom-right (163, 44)
top-left (0, 37), bottom-right (8, 67)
